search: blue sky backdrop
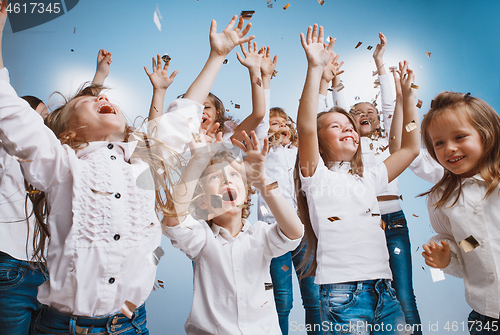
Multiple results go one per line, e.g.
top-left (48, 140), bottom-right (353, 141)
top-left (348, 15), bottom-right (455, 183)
top-left (3, 0), bottom-right (500, 333)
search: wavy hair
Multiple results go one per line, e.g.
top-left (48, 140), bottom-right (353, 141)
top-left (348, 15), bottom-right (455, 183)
top-left (267, 107), bottom-right (298, 148)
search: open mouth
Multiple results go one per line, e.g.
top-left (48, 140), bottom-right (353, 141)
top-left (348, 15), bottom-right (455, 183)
top-left (360, 119), bottom-right (370, 126)
top-left (341, 136), bottom-right (354, 142)
top-left (448, 156), bottom-right (465, 163)
top-left (98, 104), bottom-right (116, 115)
top-left (221, 188), bottom-right (237, 202)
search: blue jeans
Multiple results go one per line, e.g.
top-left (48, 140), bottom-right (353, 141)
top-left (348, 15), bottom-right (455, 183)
top-left (270, 243), bottom-right (323, 335)
top-left (320, 280), bottom-right (407, 335)
top-left (382, 210), bottom-right (422, 335)
top-left (34, 304), bottom-right (148, 334)
top-left (468, 310), bottom-right (500, 335)
top-left (0, 251), bottom-right (48, 335)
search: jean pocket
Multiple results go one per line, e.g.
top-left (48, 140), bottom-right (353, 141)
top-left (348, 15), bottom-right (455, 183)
top-left (327, 290), bottom-right (357, 311)
top-left (0, 262), bottom-right (25, 289)
top-left (387, 286), bottom-right (398, 301)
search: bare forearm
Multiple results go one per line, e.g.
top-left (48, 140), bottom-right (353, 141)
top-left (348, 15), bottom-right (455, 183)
top-left (184, 53), bottom-right (225, 105)
top-left (148, 89), bottom-right (166, 120)
top-left (297, 67), bottom-right (323, 136)
top-left (389, 96), bottom-right (403, 153)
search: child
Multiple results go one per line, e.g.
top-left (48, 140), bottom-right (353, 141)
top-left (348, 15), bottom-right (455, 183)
top-left (0, 43), bottom-right (112, 334)
top-left (164, 130), bottom-right (304, 335)
top-left (321, 33), bottom-right (422, 333)
top-left (0, 5), bottom-right (254, 332)
top-left (420, 92), bottom-right (500, 335)
top-left (295, 24), bottom-right (420, 334)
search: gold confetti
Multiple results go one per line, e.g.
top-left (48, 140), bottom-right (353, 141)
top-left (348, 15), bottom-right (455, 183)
top-left (327, 216), bottom-right (341, 222)
top-left (223, 59), bottom-right (228, 64)
top-left (261, 301), bottom-right (269, 307)
top-left (161, 53), bottom-right (171, 63)
top-left (367, 45), bottom-right (373, 50)
top-left (265, 181), bottom-right (279, 191)
top-left (272, 69), bottom-right (278, 78)
top-left (281, 265), bottom-right (289, 272)
top-left (339, 161), bottom-right (344, 167)
top-left (283, 3), bottom-right (290, 9)
top-left (326, 36), bottom-right (331, 43)
top-left (390, 136), bottom-right (396, 141)
top-left (380, 220), bottom-right (386, 230)
top-left (410, 83), bottom-right (419, 89)
top-left (260, 206), bottom-right (269, 216)
top-left (412, 214), bottom-right (419, 217)
top-left (235, 104), bottom-right (241, 109)
top-left (425, 51), bottom-right (431, 58)
top-left (122, 300), bottom-right (137, 320)
top-left (26, 189), bottom-right (40, 195)
top-left (158, 280), bottom-right (164, 284)
top-left (380, 145), bottom-right (389, 152)
top-left (264, 283), bottom-right (273, 290)
top-left (416, 99), bottom-right (423, 109)
top-left (366, 208), bottom-right (371, 213)
top-left (369, 143), bottom-right (374, 150)
top-left (458, 235), bottom-right (480, 253)
top-left (372, 213), bottom-right (381, 217)
top-left (355, 41), bottom-right (362, 49)
top-left (372, 70), bottom-right (378, 77)
top-left (240, 10), bottom-right (255, 20)
top-left (211, 194), bottom-right (222, 208)
top-left (334, 83), bottom-right (344, 92)
top-left (252, 76), bottom-right (262, 87)
top-left (405, 120), bottom-right (417, 133)
top-left (317, 0), bottom-right (325, 5)
top-left (374, 152), bottom-right (380, 156)
top-left (91, 189), bottom-right (113, 196)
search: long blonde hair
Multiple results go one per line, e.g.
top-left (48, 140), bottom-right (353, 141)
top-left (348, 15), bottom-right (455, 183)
top-left (295, 107), bottom-right (364, 278)
top-left (421, 92), bottom-right (500, 207)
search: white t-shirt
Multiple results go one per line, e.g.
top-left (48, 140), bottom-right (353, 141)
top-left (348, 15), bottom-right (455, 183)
top-left (299, 157), bottom-right (392, 284)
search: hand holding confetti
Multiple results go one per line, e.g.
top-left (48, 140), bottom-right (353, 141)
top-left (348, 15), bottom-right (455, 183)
top-left (422, 241), bottom-right (452, 269)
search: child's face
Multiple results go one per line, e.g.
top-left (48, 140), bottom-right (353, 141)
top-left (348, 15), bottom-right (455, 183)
top-left (67, 94), bottom-right (126, 142)
top-left (199, 160), bottom-right (248, 217)
top-left (318, 112), bottom-right (359, 161)
top-left (269, 116), bottom-right (291, 146)
top-left (202, 97), bottom-right (218, 131)
top-left (428, 110), bottom-right (483, 178)
top-left (350, 103), bottom-right (379, 137)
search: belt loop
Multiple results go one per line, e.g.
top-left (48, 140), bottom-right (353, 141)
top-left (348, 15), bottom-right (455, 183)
top-left (355, 281), bottom-right (363, 294)
top-left (69, 315), bottom-right (77, 335)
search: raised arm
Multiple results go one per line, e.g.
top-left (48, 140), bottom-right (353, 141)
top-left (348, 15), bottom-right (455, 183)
top-left (91, 49), bottom-right (112, 86)
top-left (319, 52), bottom-right (344, 112)
top-left (297, 25), bottom-right (335, 177)
top-left (233, 131), bottom-right (303, 239)
top-left (388, 70), bottom-right (403, 153)
top-left (383, 61), bottom-right (420, 183)
top-left (0, 0), bottom-right (6, 69)
top-left (260, 46), bottom-right (277, 90)
top-left (373, 32), bottom-right (387, 76)
top-left (144, 54), bottom-right (179, 120)
top-left (183, 15), bottom-right (254, 105)
top-left (232, 41), bottom-right (265, 142)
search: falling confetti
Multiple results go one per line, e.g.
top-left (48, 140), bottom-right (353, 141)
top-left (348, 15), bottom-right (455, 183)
top-left (372, 70), bottom-right (378, 77)
top-left (415, 246), bottom-right (419, 252)
top-left (355, 41), bottom-right (362, 49)
top-left (241, 10), bottom-right (255, 20)
top-left (71, 49), bottom-right (74, 52)
top-left (380, 220), bottom-right (386, 230)
top-left (317, 0), bottom-right (325, 5)
top-left (161, 53), bottom-right (171, 63)
top-left (122, 301), bottom-right (137, 319)
top-left (334, 82), bottom-right (344, 92)
top-left (430, 268), bottom-right (446, 282)
top-left (281, 265), bottom-right (289, 272)
top-left (355, 96), bottom-right (360, 101)
top-left (265, 283), bottom-right (273, 290)
top-left (394, 247), bottom-right (401, 255)
top-left (412, 213), bottom-right (419, 217)
top-left (411, 83), bottom-right (419, 89)
top-left (260, 206), bottom-right (269, 216)
top-left (235, 104), bottom-right (241, 109)
top-left (265, 181), bottom-right (279, 191)
top-left (261, 301), bottom-right (269, 307)
top-left (223, 59), bottom-right (228, 64)
top-left (252, 76), bottom-right (262, 87)
top-left (367, 45), bottom-right (373, 50)
top-left (416, 100), bottom-right (423, 109)
top-left (272, 70), bottom-right (278, 78)
top-left (153, 5), bottom-right (162, 32)
top-left (405, 120), bottom-right (417, 133)
top-left (327, 216), bottom-right (341, 222)
top-left (458, 235), bottom-right (480, 253)
top-left (425, 51), bottom-right (431, 58)
top-left (283, 3), bottom-right (290, 10)
top-left (91, 189), bottom-right (114, 196)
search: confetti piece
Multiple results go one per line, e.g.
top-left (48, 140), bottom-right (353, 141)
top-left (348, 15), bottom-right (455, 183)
top-left (458, 235), bottom-right (480, 253)
top-left (430, 100), bottom-right (435, 109)
top-left (425, 51), bottom-right (431, 59)
top-left (412, 214), bottom-right (419, 218)
top-left (416, 100), bottom-right (423, 109)
top-left (380, 145), bottom-right (389, 152)
top-left (267, 3), bottom-right (273, 8)
top-left (411, 83), bottom-right (419, 89)
top-left (371, 213), bottom-right (380, 216)
top-left (241, 10), bottom-right (255, 20)
top-left (415, 246), bottom-right (419, 252)
top-left (26, 189), bottom-right (40, 195)
top-left (267, 0), bottom-right (272, 3)
top-left (223, 59), bottom-right (228, 64)
top-left (73, 27), bottom-right (76, 34)
top-left (405, 120), bottom-right (417, 133)
top-left (369, 143), bottom-right (374, 150)
top-left (71, 49), bottom-right (74, 52)
top-left (327, 216), bottom-right (341, 222)
top-left (430, 268), bottom-right (445, 282)
top-left (367, 45), bottom-right (373, 50)
top-left (422, 266), bottom-right (426, 272)
top-left (394, 247), bottom-right (401, 255)
top-left (366, 208), bottom-right (371, 213)
top-left (272, 69), bottom-right (278, 78)
top-left (339, 161), bottom-right (344, 167)
top-left (158, 280), bottom-right (164, 284)
top-left (372, 70), bottom-right (378, 77)
top-left (334, 83), bottom-right (344, 92)
top-left (152, 246), bottom-right (165, 266)
top-left (260, 206), bottom-right (269, 216)
top-left (261, 301), bottom-right (269, 307)
top-left (91, 189), bottom-right (114, 196)
top-left (122, 301), bottom-right (137, 319)
top-left (211, 194), bottom-right (222, 208)
top-left (192, 132), bottom-right (201, 143)
top-left (389, 66), bottom-right (397, 73)
top-left (161, 53), bottom-right (171, 63)
top-left (390, 136), bottom-right (396, 141)
top-left (265, 283), bottom-right (273, 290)
top-left (326, 36), bottom-right (331, 43)
top-left (374, 152), bottom-right (380, 156)
top-left (265, 181), bottom-right (279, 191)
top-left (252, 76), bottom-right (262, 87)
top-left (355, 96), bottom-right (360, 101)
top-left (153, 5), bottom-right (162, 32)
top-left (235, 104), bottom-right (240, 109)
top-left (380, 220), bottom-right (386, 230)
top-left (281, 265), bottom-right (289, 272)
top-left (283, 3), bottom-right (290, 9)
top-left (355, 41), bottom-right (362, 49)
top-left (318, 0), bottom-right (325, 5)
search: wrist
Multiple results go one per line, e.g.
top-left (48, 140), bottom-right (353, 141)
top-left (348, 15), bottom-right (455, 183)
top-left (153, 88), bottom-right (167, 94)
top-left (248, 66), bottom-right (261, 75)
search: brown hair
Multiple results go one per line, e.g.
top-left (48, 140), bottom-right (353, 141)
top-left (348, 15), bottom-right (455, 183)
top-left (21, 95), bottom-right (44, 110)
top-left (349, 102), bottom-right (382, 138)
top-left (421, 92), bottom-right (500, 207)
top-left (295, 107), bottom-right (364, 278)
top-left (268, 107), bottom-right (298, 148)
top-left (207, 92), bottom-right (238, 135)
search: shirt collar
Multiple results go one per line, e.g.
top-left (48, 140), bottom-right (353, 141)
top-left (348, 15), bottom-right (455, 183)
top-left (329, 160), bottom-right (352, 173)
top-left (211, 219), bottom-right (251, 242)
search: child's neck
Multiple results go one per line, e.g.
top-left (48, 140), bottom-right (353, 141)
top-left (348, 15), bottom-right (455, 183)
top-left (212, 209), bottom-right (244, 237)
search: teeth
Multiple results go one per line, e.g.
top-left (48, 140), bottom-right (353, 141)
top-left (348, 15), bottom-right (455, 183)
top-left (449, 156), bottom-right (464, 163)
top-left (98, 104), bottom-right (115, 114)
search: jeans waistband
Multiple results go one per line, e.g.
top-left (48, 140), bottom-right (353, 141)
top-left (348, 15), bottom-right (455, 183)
top-left (321, 279), bottom-right (391, 292)
top-left (38, 303), bottom-right (145, 332)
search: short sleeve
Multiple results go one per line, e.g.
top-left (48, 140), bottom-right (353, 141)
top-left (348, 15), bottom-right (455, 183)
top-left (364, 162), bottom-right (389, 195)
top-left (409, 148), bottom-right (444, 185)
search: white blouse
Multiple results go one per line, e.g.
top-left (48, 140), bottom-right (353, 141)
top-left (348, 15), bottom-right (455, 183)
top-left (0, 67), bottom-right (203, 316)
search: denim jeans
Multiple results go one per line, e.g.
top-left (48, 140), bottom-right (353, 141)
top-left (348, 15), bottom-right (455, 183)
top-left (468, 310), bottom-right (500, 335)
top-left (34, 303), bottom-right (148, 335)
top-left (0, 251), bottom-right (48, 335)
top-left (319, 279), bottom-right (407, 335)
top-left (382, 210), bottom-right (422, 335)
top-left (270, 243), bottom-right (323, 335)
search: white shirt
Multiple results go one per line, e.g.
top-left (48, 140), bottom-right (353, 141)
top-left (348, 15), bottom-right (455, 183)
top-left (164, 215), bottom-right (302, 335)
top-left (0, 142), bottom-right (36, 261)
top-left (427, 175), bottom-right (500, 318)
top-left (0, 67), bottom-right (203, 316)
top-left (300, 157), bottom-right (393, 284)
top-left (409, 148), bottom-right (444, 184)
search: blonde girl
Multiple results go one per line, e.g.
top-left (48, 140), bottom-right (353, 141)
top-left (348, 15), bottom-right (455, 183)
top-left (295, 24), bottom-right (420, 334)
top-left (421, 92), bottom-right (500, 335)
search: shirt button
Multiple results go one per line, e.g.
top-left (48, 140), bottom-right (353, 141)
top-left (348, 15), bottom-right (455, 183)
top-left (109, 277), bottom-right (115, 284)
top-left (107, 143), bottom-right (114, 149)
top-left (115, 193), bottom-right (121, 199)
top-left (110, 155), bottom-right (116, 160)
top-left (114, 234), bottom-right (120, 241)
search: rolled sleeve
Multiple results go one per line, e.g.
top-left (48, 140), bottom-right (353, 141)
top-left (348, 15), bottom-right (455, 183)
top-left (261, 221), bottom-right (302, 258)
top-left (163, 215), bottom-right (208, 260)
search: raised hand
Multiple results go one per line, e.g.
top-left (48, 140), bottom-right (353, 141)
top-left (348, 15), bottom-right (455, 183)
top-left (300, 24), bottom-right (335, 69)
top-left (0, 0), bottom-right (7, 32)
top-left (232, 131), bottom-right (269, 190)
top-left (210, 15), bottom-right (255, 57)
top-left (373, 32), bottom-right (387, 63)
top-left (398, 60), bottom-right (417, 99)
top-left (144, 54), bottom-right (179, 92)
top-left (236, 41), bottom-right (263, 71)
top-left (260, 46), bottom-right (277, 79)
top-left (92, 49), bottom-right (112, 85)
top-left (422, 241), bottom-right (452, 268)
top-left (321, 52), bottom-right (344, 84)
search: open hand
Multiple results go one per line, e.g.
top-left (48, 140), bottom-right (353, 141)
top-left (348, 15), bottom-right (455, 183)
top-left (144, 54), bottom-right (179, 91)
top-left (300, 24), bottom-right (336, 69)
top-left (422, 241), bottom-right (452, 268)
top-left (210, 15), bottom-right (255, 57)
top-left (232, 131), bottom-right (269, 189)
top-left (236, 41), bottom-right (263, 70)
